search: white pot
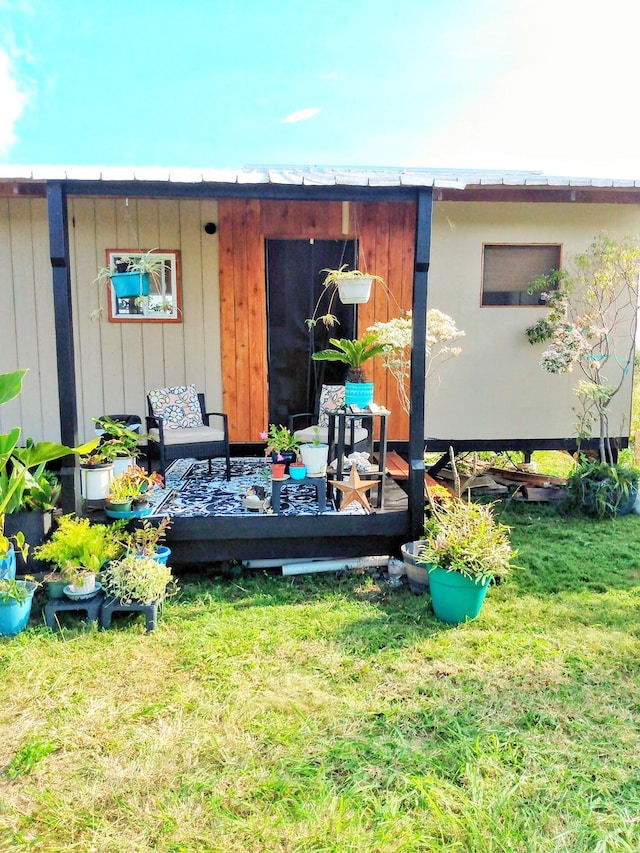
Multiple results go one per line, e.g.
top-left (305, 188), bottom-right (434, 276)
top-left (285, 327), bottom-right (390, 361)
top-left (113, 456), bottom-right (137, 476)
top-left (300, 444), bottom-right (329, 477)
top-left (80, 463), bottom-right (114, 500)
top-left (69, 572), bottom-right (97, 594)
top-left (338, 276), bottom-right (373, 304)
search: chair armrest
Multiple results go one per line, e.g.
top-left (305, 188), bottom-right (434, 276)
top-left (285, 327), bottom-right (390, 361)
top-left (145, 414), bottom-right (165, 441)
top-left (203, 411), bottom-right (229, 438)
top-left (288, 412), bottom-right (315, 431)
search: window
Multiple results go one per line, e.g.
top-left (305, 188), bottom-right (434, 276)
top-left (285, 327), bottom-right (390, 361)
top-left (107, 249), bottom-right (181, 322)
top-left (481, 244), bottom-right (561, 306)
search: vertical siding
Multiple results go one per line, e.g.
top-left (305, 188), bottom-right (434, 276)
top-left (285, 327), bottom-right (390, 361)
top-left (218, 198), bottom-right (416, 441)
top-left (69, 196), bottom-right (223, 442)
top-left (0, 198), bottom-right (59, 442)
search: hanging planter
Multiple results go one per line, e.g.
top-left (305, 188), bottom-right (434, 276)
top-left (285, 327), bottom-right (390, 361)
top-left (337, 275), bottom-right (375, 305)
top-left (109, 272), bottom-right (150, 299)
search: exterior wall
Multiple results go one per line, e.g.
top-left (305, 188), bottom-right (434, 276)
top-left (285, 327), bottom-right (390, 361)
top-left (0, 197), bottom-right (60, 442)
top-left (426, 201), bottom-right (640, 443)
top-left (68, 196), bottom-right (223, 442)
top-left (218, 199), bottom-right (416, 442)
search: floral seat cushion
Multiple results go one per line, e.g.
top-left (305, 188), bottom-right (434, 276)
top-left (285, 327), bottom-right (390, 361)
top-left (147, 384), bottom-right (203, 429)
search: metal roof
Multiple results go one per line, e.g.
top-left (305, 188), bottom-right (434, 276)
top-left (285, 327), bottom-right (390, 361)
top-left (0, 164), bottom-right (638, 190)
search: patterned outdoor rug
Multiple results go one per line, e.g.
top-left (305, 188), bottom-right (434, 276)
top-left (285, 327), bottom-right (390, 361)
top-left (145, 457), bottom-right (352, 518)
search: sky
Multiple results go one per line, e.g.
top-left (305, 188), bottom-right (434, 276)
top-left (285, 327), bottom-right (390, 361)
top-left (1, 0), bottom-right (640, 178)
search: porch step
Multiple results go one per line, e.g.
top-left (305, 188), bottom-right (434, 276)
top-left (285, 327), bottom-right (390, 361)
top-left (381, 451), bottom-right (456, 498)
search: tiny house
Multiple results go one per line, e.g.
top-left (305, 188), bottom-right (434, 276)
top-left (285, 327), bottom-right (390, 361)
top-left (1, 166), bottom-right (639, 561)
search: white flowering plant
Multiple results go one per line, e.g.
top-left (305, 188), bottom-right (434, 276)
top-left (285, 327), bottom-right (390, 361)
top-left (525, 234), bottom-right (640, 463)
top-left (367, 309), bottom-right (464, 414)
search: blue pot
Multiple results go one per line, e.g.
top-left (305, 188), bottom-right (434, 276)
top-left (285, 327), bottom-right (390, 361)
top-left (153, 546), bottom-right (171, 565)
top-left (345, 382), bottom-right (374, 408)
top-left (290, 464), bottom-right (307, 480)
top-left (110, 272), bottom-right (150, 299)
top-left (0, 580), bottom-right (37, 636)
top-left (0, 544), bottom-right (16, 580)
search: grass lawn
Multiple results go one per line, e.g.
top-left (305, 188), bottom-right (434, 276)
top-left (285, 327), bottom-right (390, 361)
top-left (1, 507), bottom-right (640, 852)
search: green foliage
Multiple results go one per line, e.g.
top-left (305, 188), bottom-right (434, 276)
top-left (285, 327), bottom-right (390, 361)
top-left (93, 415), bottom-right (142, 458)
top-left (33, 514), bottom-right (125, 575)
top-left (311, 334), bottom-right (386, 382)
top-left (261, 424), bottom-right (302, 455)
top-left (305, 265), bottom-right (384, 329)
top-left (101, 554), bottom-right (177, 605)
top-left (421, 495), bottom-right (517, 582)
top-left (565, 457), bottom-right (639, 518)
top-left (525, 234), bottom-right (640, 463)
top-left (116, 516), bottom-right (171, 557)
top-left (0, 577), bottom-right (36, 603)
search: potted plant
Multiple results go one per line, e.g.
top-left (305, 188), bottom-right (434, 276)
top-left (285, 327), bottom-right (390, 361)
top-left (117, 516), bottom-right (172, 564)
top-left (93, 416), bottom-right (143, 475)
top-left (101, 554), bottom-right (177, 606)
top-left (105, 465), bottom-right (163, 516)
top-left (0, 369), bottom-right (98, 576)
top-left (299, 426), bottom-right (329, 478)
top-left (33, 514), bottom-right (125, 596)
top-left (0, 577), bottom-right (39, 637)
top-left (311, 334), bottom-right (386, 408)
top-left (94, 249), bottom-right (166, 302)
top-left (260, 424), bottom-right (302, 471)
top-left (79, 447), bottom-right (116, 501)
top-left (2, 468), bottom-right (60, 574)
top-left (565, 457), bottom-right (639, 518)
top-left (306, 266), bottom-right (385, 328)
top-left (289, 453), bottom-right (307, 480)
top-left (418, 483), bottom-right (516, 624)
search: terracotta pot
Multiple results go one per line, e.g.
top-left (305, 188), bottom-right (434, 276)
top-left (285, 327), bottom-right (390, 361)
top-left (271, 463), bottom-right (286, 480)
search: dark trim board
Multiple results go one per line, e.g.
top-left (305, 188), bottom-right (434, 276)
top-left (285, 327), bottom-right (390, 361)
top-left (164, 509), bottom-right (411, 565)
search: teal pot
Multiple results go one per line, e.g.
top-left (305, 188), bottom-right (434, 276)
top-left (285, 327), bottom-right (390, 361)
top-left (0, 544), bottom-right (16, 580)
top-left (44, 575), bottom-right (67, 600)
top-left (401, 541), bottom-right (430, 594)
top-left (289, 464), bottom-right (307, 480)
top-left (4, 511), bottom-right (53, 574)
top-left (105, 499), bottom-right (132, 513)
top-left (428, 567), bottom-right (490, 625)
top-left (110, 271), bottom-right (150, 299)
top-left (345, 382), bottom-right (374, 408)
top-left (0, 580), bottom-right (37, 636)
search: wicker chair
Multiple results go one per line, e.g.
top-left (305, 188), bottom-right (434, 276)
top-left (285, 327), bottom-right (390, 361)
top-left (288, 384), bottom-right (367, 449)
top-left (146, 385), bottom-right (231, 480)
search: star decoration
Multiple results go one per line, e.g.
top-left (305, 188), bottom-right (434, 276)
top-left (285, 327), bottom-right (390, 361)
top-left (329, 466), bottom-right (377, 512)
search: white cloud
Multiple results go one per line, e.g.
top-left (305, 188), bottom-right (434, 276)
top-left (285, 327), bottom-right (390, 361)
top-left (281, 107), bottom-right (321, 124)
top-left (0, 48), bottom-right (28, 155)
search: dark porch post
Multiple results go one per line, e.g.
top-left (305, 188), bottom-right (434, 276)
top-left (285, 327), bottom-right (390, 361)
top-left (47, 181), bottom-right (80, 512)
top-left (408, 188), bottom-right (433, 539)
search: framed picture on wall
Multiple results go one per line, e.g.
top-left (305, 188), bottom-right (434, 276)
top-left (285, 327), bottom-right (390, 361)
top-left (107, 249), bottom-right (182, 323)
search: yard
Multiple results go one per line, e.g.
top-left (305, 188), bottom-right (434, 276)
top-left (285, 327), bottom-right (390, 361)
top-left (1, 503), bottom-right (639, 852)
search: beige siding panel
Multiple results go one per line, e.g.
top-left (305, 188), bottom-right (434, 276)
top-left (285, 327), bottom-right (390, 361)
top-left (69, 196), bottom-right (224, 442)
top-left (427, 201), bottom-right (640, 443)
top-left (0, 198), bottom-right (58, 442)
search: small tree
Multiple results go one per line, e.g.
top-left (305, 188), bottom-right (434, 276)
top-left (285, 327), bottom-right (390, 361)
top-left (526, 234), bottom-right (640, 463)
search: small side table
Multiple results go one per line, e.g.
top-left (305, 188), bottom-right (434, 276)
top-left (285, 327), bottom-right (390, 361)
top-left (271, 476), bottom-right (327, 514)
top-left (327, 409), bottom-right (390, 509)
top-left (44, 593), bottom-right (104, 630)
top-left (100, 596), bottom-right (159, 632)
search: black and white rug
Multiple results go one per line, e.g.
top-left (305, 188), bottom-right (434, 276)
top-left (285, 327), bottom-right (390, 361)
top-left (146, 457), bottom-right (358, 518)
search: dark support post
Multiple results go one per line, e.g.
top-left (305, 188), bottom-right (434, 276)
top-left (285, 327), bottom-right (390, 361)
top-left (47, 181), bottom-right (80, 513)
top-left (408, 189), bottom-right (433, 540)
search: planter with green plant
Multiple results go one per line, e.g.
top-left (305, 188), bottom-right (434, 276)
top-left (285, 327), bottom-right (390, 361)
top-left (311, 334), bottom-right (386, 408)
top-left (101, 553), bottom-right (177, 606)
top-left (306, 266), bottom-right (385, 328)
top-left (105, 465), bottom-right (163, 517)
top-left (94, 249), bottom-right (166, 304)
top-left (416, 453), bottom-right (517, 624)
top-left (0, 369), bottom-right (97, 577)
top-left (260, 424), bottom-right (302, 471)
top-left (116, 516), bottom-right (172, 564)
top-left (0, 577), bottom-right (39, 637)
top-left (93, 415), bottom-right (143, 475)
top-left (299, 426), bottom-right (329, 477)
top-left (33, 514), bottom-right (125, 596)
top-left (565, 457), bottom-right (639, 518)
